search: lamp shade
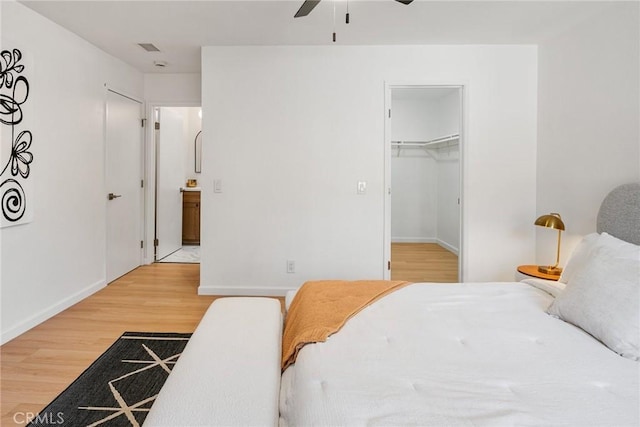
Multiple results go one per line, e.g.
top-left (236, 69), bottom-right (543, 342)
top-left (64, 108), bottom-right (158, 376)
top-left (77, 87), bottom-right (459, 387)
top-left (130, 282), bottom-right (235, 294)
top-left (534, 213), bottom-right (565, 231)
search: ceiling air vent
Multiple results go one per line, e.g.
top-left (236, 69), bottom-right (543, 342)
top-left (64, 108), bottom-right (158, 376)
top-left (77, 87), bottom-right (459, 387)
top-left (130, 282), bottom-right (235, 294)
top-left (138, 43), bottom-right (160, 52)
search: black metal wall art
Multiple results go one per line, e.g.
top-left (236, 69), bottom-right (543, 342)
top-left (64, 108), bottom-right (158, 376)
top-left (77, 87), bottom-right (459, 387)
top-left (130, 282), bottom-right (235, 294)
top-left (1, 48), bottom-right (34, 226)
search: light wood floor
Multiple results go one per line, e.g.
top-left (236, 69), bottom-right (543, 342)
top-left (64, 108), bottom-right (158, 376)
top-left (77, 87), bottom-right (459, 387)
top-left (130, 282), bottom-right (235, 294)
top-left (0, 263), bottom-right (284, 426)
top-left (1, 248), bottom-right (455, 425)
top-left (391, 243), bottom-right (459, 283)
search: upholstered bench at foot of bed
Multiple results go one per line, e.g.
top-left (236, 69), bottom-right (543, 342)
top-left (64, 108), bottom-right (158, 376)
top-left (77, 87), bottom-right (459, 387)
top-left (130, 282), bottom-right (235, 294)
top-left (143, 297), bottom-right (283, 427)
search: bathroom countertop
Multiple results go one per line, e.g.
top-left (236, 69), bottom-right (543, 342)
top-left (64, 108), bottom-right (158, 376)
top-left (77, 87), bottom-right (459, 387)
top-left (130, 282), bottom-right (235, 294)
top-left (181, 187), bottom-right (201, 192)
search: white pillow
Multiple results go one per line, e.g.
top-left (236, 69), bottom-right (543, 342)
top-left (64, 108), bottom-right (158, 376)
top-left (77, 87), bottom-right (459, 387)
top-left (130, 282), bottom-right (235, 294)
top-left (521, 278), bottom-right (566, 297)
top-left (547, 244), bottom-right (640, 360)
top-left (560, 232), bottom-right (639, 285)
top-left (559, 233), bottom-right (600, 284)
top-left (599, 232), bottom-right (640, 259)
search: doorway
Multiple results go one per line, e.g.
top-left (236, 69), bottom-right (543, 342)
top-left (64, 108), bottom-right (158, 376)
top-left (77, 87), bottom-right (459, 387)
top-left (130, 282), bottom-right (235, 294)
top-left (152, 106), bottom-right (202, 264)
top-left (384, 86), bottom-right (463, 282)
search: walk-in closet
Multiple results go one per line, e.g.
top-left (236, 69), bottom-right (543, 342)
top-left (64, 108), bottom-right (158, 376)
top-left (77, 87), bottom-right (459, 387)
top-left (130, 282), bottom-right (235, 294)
top-left (390, 87), bottom-right (461, 282)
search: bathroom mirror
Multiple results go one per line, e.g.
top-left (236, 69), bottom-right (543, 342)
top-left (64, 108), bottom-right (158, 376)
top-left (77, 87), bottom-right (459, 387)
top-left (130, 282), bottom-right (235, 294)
top-left (194, 130), bottom-right (202, 173)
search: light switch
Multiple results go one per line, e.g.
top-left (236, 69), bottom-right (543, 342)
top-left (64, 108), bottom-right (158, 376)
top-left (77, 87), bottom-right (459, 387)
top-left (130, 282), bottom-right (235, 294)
top-left (357, 181), bottom-right (367, 195)
top-left (214, 179), bottom-right (222, 193)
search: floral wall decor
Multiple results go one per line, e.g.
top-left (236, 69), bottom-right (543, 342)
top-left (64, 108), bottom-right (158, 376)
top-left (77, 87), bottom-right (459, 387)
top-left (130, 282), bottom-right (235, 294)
top-left (1, 48), bottom-right (34, 228)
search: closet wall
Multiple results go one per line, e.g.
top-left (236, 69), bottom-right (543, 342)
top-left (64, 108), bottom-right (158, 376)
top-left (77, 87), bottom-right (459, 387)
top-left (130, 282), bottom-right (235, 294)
top-left (391, 88), bottom-right (460, 254)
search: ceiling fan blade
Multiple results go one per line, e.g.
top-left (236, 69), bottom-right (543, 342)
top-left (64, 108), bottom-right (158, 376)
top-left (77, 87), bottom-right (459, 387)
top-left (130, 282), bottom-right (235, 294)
top-left (294, 0), bottom-right (321, 18)
top-left (394, 0), bottom-right (414, 4)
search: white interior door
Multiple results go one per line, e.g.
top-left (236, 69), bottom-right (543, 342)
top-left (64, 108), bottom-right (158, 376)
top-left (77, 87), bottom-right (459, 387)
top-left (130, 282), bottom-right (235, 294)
top-left (155, 107), bottom-right (185, 260)
top-left (106, 90), bottom-right (143, 283)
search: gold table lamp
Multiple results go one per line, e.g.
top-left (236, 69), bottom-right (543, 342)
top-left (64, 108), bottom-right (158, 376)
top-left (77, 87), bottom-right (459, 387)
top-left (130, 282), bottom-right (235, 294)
top-left (535, 213), bottom-right (565, 276)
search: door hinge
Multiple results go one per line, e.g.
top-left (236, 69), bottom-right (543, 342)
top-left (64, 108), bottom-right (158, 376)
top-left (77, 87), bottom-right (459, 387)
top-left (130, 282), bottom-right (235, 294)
top-left (141, 179), bottom-right (144, 188)
top-left (388, 260), bottom-right (391, 270)
top-left (154, 238), bottom-right (159, 247)
top-left (140, 240), bottom-right (144, 249)
top-left (388, 109), bottom-right (391, 118)
top-left (141, 118), bottom-right (146, 128)
top-left (155, 122), bottom-right (160, 130)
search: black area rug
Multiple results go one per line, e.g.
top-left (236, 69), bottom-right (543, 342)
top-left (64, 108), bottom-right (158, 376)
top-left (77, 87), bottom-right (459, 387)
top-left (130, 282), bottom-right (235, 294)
top-left (28, 332), bottom-right (191, 427)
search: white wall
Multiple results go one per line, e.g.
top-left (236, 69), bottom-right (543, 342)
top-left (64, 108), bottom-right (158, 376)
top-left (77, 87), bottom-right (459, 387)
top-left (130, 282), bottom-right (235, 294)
top-left (438, 90), bottom-right (461, 137)
top-left (536, 2), bottom-right (640, 266)
top-left (0, 2), bottom-right (143, 343)
top-left (436, 90), bottom-right (461, 254)
top-left (163, 106), bottom-right (201, 185)
top-left (144, 73), bottom-right (201, 104)
top-left (390, 94), bottom-right (439, 242)
top-left (437, 158), bottom-right (460, 254)
top-left (392, 95), bottom-right (443, 142)
top-left (159, 106), bottom-right (201, 186)
top-left (201, 45), bottom-right (537, 295)
top-left (159, 106), bottom-right (188, 186)
top-left (185, 107), bottom-right (202, 182)
top-left (391, 155), bottom-right (438, 242)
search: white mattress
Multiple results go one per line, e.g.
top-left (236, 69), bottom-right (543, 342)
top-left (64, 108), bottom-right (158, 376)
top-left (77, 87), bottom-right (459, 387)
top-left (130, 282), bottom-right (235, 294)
top-left (279, 282), bottom-right (640, 426)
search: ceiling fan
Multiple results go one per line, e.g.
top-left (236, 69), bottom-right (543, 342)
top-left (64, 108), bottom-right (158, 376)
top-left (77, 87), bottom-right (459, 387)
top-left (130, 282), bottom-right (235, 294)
top-left (294, 0), bottom-right (414, 18)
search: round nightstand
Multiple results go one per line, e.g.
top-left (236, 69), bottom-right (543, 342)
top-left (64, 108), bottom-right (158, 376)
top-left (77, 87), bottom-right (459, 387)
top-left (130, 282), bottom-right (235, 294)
top-left (516, 265), bottom-right (561, 282)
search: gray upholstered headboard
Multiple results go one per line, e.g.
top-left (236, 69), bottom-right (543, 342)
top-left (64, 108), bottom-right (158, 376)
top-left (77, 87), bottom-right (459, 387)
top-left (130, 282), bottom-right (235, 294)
top-left (596, 182), bottom-right (640, 245)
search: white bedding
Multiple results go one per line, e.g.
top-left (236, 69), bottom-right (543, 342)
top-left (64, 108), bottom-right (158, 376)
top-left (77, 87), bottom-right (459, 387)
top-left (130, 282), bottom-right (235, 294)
top-left (279, 282), bottom-right (640, 426)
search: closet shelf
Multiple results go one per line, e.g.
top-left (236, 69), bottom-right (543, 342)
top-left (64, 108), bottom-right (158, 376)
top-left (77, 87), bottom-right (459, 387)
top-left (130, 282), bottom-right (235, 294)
top-left (391, 134), bottom-right (459, 149)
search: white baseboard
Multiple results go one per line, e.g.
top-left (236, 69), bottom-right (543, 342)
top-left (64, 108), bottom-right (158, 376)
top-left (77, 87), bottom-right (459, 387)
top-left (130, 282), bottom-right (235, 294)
top-left (437, 239), bottom-right (459, 256)
top-left (198, 286), bottom-right (293, 297)
top-left (391, 237), bottom-right (437, 243)
top-left (1, 279), bottom-right (106, 345)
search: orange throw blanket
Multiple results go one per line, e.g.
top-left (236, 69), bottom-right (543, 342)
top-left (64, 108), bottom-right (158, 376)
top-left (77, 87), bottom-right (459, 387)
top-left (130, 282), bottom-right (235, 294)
top-left (282, 280), bottom-right (410, 371)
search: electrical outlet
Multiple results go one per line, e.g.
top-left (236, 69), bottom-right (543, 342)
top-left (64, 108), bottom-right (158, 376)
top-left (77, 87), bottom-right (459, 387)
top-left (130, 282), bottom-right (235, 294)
top-left (287, 260), bottom-right (295, 274)
top-left (214, 179), bottom-right (222, 193)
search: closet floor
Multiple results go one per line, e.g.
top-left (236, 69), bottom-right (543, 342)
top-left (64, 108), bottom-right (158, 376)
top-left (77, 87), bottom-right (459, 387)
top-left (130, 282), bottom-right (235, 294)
top-left (391, 243), bottom-right (458, 283)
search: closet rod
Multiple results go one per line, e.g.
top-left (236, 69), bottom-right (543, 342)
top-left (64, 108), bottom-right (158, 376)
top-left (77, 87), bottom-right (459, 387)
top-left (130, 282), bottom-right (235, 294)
top-left (424, 133), bottom-right (459, 145)
top-left (392, 133), bottom-right (459, 149)
top-left (390, 141), bottom-right (427, 146)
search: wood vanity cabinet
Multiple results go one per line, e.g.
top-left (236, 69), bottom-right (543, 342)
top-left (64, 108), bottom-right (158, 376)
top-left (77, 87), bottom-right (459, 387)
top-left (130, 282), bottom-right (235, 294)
top-left (182, 191), bottom-right (200, 245)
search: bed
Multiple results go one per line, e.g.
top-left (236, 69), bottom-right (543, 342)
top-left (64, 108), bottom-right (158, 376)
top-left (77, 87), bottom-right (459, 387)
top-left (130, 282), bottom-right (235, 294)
top-left (145, 183), bottom-right (639, 426)
top-left (280, 280), bottom-right (638, 426)
top-left (279, 182), bottom-right (640, 426)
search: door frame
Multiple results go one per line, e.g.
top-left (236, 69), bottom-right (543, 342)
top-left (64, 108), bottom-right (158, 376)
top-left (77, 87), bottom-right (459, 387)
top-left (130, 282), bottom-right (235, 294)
top-left (383, 82), bottom-right (467, 281)
top-left (143, 101), bottom-right (201, 265)
top-left (103, 85), bottom-right (145, 280)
